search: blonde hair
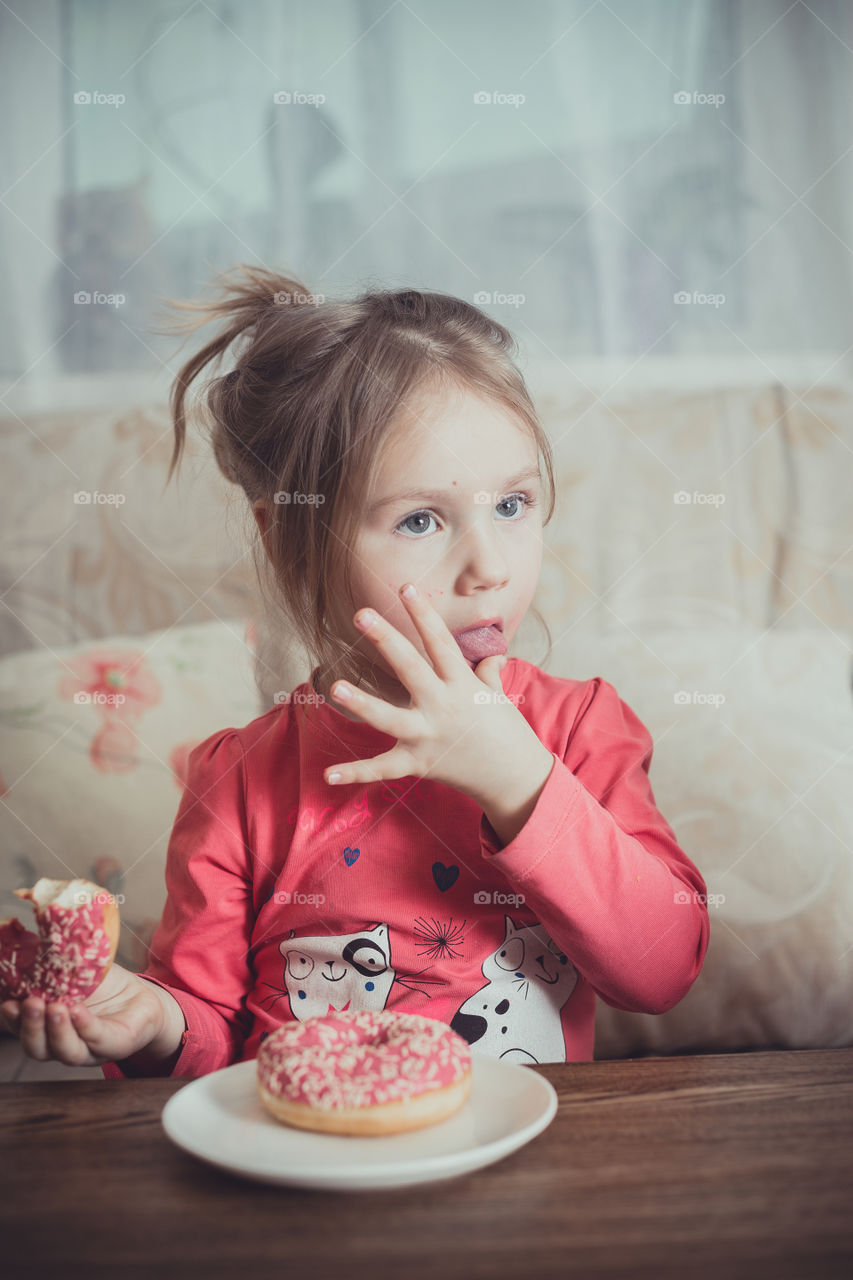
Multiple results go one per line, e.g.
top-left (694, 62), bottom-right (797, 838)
top-left (159, 265), bottom-right (556, 708)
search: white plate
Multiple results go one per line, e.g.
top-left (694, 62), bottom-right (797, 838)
top-left (161, 1052), bottom-right (558, 1191)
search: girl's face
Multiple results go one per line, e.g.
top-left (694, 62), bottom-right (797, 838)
top-left (329, 383), bottom-right (545, 711)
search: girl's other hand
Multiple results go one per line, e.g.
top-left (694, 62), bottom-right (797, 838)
top-left (0, 962), bottom-right (167, 1068)
top-left (323, 583), bottom-right (545, 805)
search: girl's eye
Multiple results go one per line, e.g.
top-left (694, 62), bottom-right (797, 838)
top-left (394, 493), bottom-right (537, 538)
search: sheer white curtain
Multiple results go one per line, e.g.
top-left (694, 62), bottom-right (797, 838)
top-left (1, 0), bottom-right (852, 408)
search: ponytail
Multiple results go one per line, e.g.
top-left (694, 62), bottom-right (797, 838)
top-left (150, 265), bottom-right (314, 487)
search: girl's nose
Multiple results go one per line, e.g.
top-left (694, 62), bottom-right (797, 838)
top-left (456, 539), bottom-right (509, 592)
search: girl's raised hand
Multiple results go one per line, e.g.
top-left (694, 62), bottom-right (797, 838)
top-left (323, 582), bottom-right (545, 804)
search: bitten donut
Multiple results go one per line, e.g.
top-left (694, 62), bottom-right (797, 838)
top-left (256, 1009), bottom-right (473, 1136)
top-left (0, 878), bottom-right (120, 1005)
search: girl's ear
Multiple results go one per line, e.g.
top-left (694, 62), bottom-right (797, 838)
top-left (253, 500), bottom-right (273, 556)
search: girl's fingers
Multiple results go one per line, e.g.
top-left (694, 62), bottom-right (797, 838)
top-left (44, 1002), bottom-right (90, 1064)
top-left (397, 583), bottom-right (464, 681)
top-left (0, 1000), bottom-right (21, 1034)
top-left (353, 607), bottom-right (437, 703)
top-left (326, 746), bottom-right (413, 788)
top-left (329, 681), bottom-right (409, 736)
top-left (19, 996), bottom-right (49, 1060)
top-left (14, 997), bottom-right (92, 1064)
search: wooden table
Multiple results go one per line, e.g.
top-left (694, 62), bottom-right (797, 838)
top-left (2, 1048), bottom-right (851, 1279)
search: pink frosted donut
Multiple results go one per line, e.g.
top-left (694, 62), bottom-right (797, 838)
top-left (256, 1009), bottom-right (473, 1135)
top-left (0, 878), bottom-right (119, 1004)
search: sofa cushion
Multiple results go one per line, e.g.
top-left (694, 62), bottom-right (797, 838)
top-left (546, 623), bottom-right (853, 1055)
top-left (0, 619), bottom-right (263, 972)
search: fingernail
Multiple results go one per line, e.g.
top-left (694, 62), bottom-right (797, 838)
top-left (327, 771), bottom-right (342, 784)
top-left (49, 1011), bottom-right (62, 1025)
top-left (356, 610), bottom-right (377, 629)
top-left (401, 583), bottom-right (417, 600)
top-left (25, 1005), bottom-right (40, 1019)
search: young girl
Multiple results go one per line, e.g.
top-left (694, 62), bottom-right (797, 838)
top-left (1, 267), bottom-right (710, 1075)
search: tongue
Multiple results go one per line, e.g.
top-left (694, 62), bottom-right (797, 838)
top-left (455, 625), bottom-right (507, 663)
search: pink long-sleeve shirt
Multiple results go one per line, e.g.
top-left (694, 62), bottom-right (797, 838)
top-left (102, 659), bottom-right (709, 1079)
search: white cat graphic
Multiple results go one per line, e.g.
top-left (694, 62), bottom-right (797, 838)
top-left (450, 916), bottom-right (578, 1063)
top-left (280, 923), bottom-right (396, 1020)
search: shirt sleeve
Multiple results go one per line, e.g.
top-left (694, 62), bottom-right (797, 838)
top-left (101, 728), bottom-right (255, 1079)
top-left (478, 676), bottom-right (710, 1015)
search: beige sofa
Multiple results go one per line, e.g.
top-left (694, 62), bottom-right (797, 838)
top-left (2, 372), bottom-right (851, 1070)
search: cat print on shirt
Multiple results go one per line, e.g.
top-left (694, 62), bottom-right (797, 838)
top-left (281, 923), bottom-right (395, 1018)
top-left (257, 916), bottom-right (577, 1063)
top-left (260, 923), bottom-right (447, 1021)
top-left (450, 916), bottom-right (578, 1064)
